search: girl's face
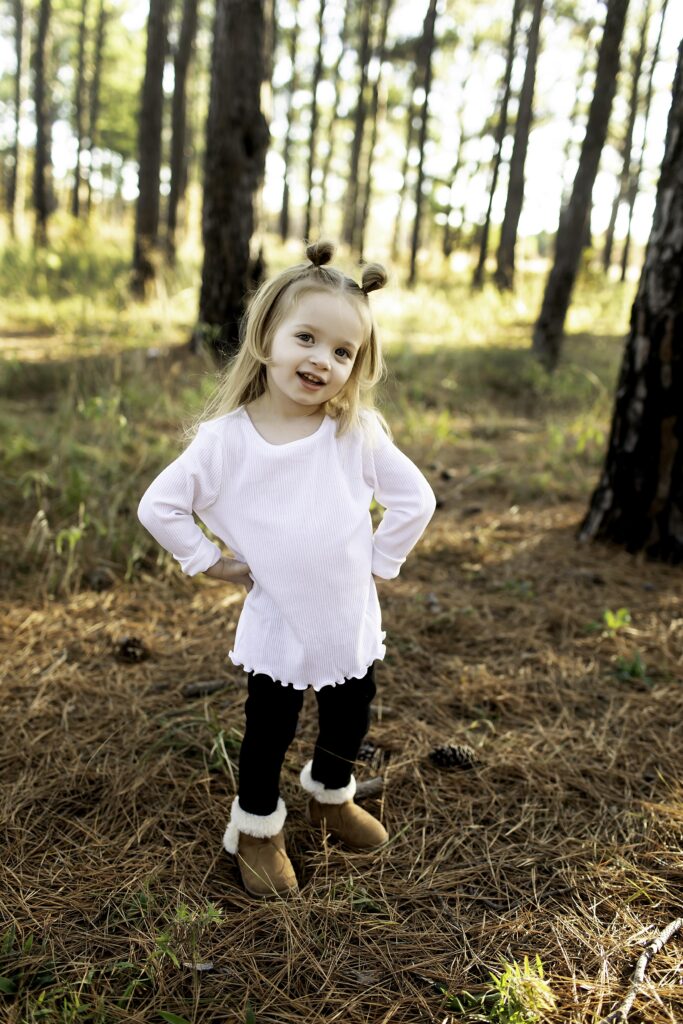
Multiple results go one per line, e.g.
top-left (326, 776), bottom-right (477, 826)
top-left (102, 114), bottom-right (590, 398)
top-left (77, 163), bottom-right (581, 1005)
top-left (265, 290), bottom-right (365, 414)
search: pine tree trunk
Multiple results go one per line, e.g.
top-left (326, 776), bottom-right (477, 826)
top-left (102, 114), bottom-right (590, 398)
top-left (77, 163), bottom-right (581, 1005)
top-left (9, 0), bottom-right (30, 237)
top-left (278, 0), bottom-right (301, 242)
top-left (317, 0), bottom-right (351, 237)
top-left (390, 76), bottom-right (417, 262)
top-left (602, 1), bottom-right (650, 273)
top-left (621, 0), bottom-right (669, 281)
top-left (198, 0), bottom-right (269, 361)
top-left (86, 0), bottom-right (107, 217)
top-left (407, 0), bottom-right (438, 286)
top-left (472, 0), bottom-right (523, 289)
top-left (303, 0), bottom-right (326, 242)
top-left (166, 0), bottom-right (199, 262)
top-left (494, 0), bottom-right (544, 290)
top-left (33, 0), bottom-right (52, 245)
top-left (341, 0), bottom-right (373, 249)
top-left (580, 40), bottom-right (683, 561)
top-left (131, 0), bottom-right (170, 296)
top-left (533, 0), bottom-right (630, 370)
top-left (70, 0), bottom-right (88, 218)
top-left (357, 0), bottom-right (393, 260)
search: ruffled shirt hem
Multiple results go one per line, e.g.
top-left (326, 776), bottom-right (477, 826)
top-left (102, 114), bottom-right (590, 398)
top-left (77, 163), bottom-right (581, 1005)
top-left (228, 634), bottom-right (387, 691)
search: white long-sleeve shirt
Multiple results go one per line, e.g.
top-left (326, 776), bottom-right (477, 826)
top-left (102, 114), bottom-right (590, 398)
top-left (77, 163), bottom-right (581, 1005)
top-left (138, 407), bottom-right (436, 690)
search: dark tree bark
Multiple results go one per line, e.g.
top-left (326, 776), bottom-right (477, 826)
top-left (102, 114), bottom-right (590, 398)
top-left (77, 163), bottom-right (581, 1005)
top-left (303, 0), bottom-right (326, 242)
top-left (278, 0), bottom-right (301, 242)
top-left (341, 0), bottom-right (373, 248)
top-left (494, 0), bottom-right (545, 290)
top-left (33, 0), bottom-right (53, 245)
top-left (533, 0), bottom-right (630, 370)
top-left (621, 0), bottom-right (669, 281)
top-left (197, 0), bottom-right (269, 361)
top-left (554, 25), bottom-right (595, 252)
top-left (602, 0), bottom-right (650, 273)
top-left (579, 40), bottom-right (683, 561)
top-left (131, 0), bottom-right (170, 296)
top-left (358, 0), bottom-right (393, 260)
top-left (471, 0), bottom-right (523, 289)
top-left (8, 0), bottom-right (30, 237)
top-left (86, 0), bottom-right (107, 217)
top-left (166, 0), bottom-right (199, 262)
top-left (407, 0), bottom-right (438, 286)
top-left (70, 0), bottom-right (88, 217)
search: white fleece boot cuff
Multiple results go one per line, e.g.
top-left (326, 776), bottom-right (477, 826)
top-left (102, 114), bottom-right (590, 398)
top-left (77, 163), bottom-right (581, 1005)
top-left (222, 796), bottom-right (287, 855)
top-left (300, 760), bottom-right (356, 804)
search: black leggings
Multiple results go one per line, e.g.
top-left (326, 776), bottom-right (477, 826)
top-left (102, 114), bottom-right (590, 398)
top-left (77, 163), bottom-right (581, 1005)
top-left (237, 665), bottom-right (376, 816)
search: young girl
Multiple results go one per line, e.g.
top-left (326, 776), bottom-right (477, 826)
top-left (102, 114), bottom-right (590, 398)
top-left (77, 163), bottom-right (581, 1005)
top-left (138, 241), bottom-right (436, 897)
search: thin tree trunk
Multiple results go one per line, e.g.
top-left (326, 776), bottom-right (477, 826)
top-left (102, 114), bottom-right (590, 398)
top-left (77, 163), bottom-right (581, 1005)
top-left (554, 30), bottom-right (595, 255)
top-left (358, 0), bottom-right (393, 260)
top-left (621, 0), bottom-right (669, 281)
top-left (407, 0), bottom-right (438, 286)
top-left (70, 0), bottom-right (88, 217)
top-left (533, 0), bottom-right (630, 370)
top-left (494, 0), bottom-right (545, 290)
top-left (580, 39), bottom-right (683, 560)
top-left (131, 0), bottom-right (170, 296)
top-left (33, 0), bottom-right (52, 245)
top-left (317, 0), bottom-right (352, 237)
top-left (166, 0), bottom-right (199, 262)
top-left (303, 0), bottom-right (326, 241)
top-left (472, 0), bottom-right (523, 288)
top-left (390, 75), bottom-right (417, 262)
top-left (279, 0), bottom-right (301, 242)
top-left (602, 0), bottom-right (650, 273)
top-left (86, 0), bottom-right (107, 217)
top-left (9, 0), bottom-right (30, 237)
top-left (341, 0), bottom-right (373, 248)
top-left (197, 0), bottom-right (269, 361)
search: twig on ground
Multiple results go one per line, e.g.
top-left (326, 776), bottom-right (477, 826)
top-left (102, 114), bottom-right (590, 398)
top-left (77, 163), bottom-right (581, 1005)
top-left (181, 679), bottom-right (231, 697)
top-left (355, 776), bottom-right (384, 798)
top-left (599, 918), bottom-right (683, 1024)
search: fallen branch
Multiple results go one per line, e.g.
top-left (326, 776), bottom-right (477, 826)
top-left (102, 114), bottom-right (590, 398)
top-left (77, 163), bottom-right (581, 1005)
top-left (355, 776), bottom-right (384, 799)
top-left (181, 679), bottom-right (231, 697)
top-left (599, 917), bottom-right (683, 1024)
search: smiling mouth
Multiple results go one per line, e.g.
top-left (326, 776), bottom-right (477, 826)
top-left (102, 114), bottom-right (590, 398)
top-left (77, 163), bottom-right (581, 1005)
top-left (297, 372), bottom-right (326, 387)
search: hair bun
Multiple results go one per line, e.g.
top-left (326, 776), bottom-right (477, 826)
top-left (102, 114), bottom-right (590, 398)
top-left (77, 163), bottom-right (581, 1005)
top-left (306, 240), bottom-right (335, 267)
top-left (361, 262), bottom-right (388, 295)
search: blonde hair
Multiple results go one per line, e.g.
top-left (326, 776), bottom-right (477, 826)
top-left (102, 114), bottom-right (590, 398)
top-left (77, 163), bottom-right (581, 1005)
top-left (194, 241), bottom-right (388, 437)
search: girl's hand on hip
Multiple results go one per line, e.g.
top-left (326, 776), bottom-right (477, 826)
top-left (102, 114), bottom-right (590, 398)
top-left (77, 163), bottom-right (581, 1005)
top-left (204, 556), bottom-right (253, 591)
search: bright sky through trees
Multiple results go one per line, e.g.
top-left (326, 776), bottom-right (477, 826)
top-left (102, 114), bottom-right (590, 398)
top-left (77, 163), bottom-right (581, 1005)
top-left (0, 0), bottom-right (680, 248)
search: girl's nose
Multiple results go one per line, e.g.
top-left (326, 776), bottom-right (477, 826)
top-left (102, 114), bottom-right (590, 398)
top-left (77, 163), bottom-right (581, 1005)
top-left (311, 350), bottom-right (331, 369)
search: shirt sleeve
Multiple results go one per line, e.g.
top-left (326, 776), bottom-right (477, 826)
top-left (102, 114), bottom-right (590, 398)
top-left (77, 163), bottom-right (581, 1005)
top-left (137, 424), bottom-right (224, 576)
top-left (363, 417), bottom-right (437, 579)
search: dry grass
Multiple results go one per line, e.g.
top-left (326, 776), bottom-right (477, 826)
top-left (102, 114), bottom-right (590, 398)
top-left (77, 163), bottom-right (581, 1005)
top-left (2, 488), bottom-right (682, 1022)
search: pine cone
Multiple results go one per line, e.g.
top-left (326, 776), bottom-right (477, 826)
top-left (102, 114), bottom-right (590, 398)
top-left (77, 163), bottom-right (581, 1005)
top-left (115, 636), bottom-right (150, 663)
top-left (428, 744), bottom-right (478, 770)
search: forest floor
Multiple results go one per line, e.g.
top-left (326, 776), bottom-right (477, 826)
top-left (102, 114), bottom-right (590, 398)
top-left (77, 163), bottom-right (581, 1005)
top-left (1, 234), bottom-right (682, 1023)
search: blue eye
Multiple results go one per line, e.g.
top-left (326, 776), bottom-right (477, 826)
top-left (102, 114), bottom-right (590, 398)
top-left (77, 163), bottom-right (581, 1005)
top-left (296, 333), bottom-right (313, 343)
top-left (336, 347), bottom-right (352, 359)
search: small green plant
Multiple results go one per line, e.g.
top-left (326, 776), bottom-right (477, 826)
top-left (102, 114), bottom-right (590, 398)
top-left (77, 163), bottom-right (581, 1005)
top-left (152, 900), bottom-right (223, 972)
top-left (587, 607), bottom-right (632, 636)
top-left (615, 652), bottom-right (651, 685)
top-left (442, 955), bottom-right (556, 1023)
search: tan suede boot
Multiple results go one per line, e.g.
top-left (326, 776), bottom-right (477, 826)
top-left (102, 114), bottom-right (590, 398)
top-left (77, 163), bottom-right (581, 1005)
top-left (223, 797), bottom-right (299, 898)
top-left (300, 760), bottom-right (389, 851)
top-left (236, 831), bottom-right (299, 897)
top-left (306, 796), bottom-right (388, 850)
